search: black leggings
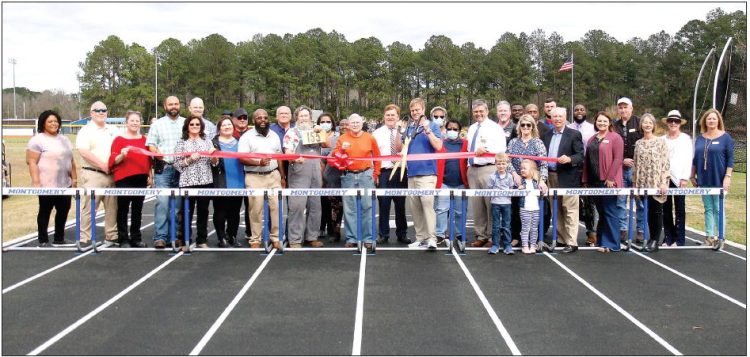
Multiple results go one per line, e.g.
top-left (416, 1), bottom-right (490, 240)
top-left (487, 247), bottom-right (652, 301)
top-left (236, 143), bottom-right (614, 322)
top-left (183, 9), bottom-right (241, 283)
top-left (37, 195), bottom-right (72, 243)
top-left (213, 196), bottom-right (243, 240)
top-left (115, 174), bottom-right (148, 243)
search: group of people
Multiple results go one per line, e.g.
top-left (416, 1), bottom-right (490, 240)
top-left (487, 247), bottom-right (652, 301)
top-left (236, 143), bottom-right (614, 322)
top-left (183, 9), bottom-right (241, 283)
top-left (27, 95), bottom-right (734, 255)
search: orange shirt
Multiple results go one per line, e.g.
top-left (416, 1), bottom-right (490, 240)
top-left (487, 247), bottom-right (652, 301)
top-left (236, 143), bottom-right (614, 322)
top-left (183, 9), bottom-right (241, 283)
top-left (334, 132), bottom-right (381, 178)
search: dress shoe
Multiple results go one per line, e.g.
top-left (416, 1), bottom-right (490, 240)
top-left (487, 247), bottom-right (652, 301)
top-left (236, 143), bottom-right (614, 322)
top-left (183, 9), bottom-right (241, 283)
top-left (154, 240), bottom-right (166, 249)
top-left (197, 243), bottom-right (208, 248)
top-left (562, 246), bottom-right (578, 254)
top-left (471, 239), bottom-right (488, 247)
top-left (364, 242), bottom-right (373, 249)
top-left (217, 239), bottom-right (228, 248)
top-left (289, 243), bottom-right (303, 248)
top-left (306, 240), bottom-right (324, 247)
top-left (38, 241), bottom-right (49, 247)
top-left (174, 239), bottom-right (184, 248)
top-left (52, 239), bottom-right (74, 246)
top-left (586, 233), bottom-right (597, 247)
top-left (250, 242), bottom-right (262, 249)
top-left (227, 236), bottom-right (240, 247)
top-left (376, 236), bottom-right (389, 244)
top-left (397, 236), bottom-right (411, 244)
top-left (130, 241), bottom-right (146, 248)
top-left (635, 231), bottom-right (644, 244)
top-left (344, 242), bottom-right (356, 248)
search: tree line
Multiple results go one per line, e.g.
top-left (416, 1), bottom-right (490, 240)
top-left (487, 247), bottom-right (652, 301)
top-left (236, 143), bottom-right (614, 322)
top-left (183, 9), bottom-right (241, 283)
top-left (64, 8), bottom-right (749, 130)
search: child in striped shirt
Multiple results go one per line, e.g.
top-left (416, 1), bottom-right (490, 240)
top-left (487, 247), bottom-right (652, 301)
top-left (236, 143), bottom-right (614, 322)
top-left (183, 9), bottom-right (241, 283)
top-left (518, 159), bottom-right (541, 255)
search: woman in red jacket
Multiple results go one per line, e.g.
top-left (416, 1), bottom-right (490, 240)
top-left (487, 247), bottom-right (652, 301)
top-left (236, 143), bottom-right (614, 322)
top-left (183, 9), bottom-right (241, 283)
top-left (109, 110), bottom-right (152, 248)
top-left (582, 111), bottom-right (624, 252)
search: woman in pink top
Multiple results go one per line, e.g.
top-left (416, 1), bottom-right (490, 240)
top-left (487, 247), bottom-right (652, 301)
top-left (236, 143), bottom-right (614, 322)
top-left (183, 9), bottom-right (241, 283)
top-left (582, 111), bottom-right (624, 252)
top-left (26, 110), bottom-right (77, 247)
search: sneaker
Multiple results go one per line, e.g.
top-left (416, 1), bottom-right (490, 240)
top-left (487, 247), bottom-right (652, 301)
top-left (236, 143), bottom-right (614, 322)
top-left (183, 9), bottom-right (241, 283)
top-left (130, 241), bottom-right (146, 248)
top-left (488, 245), bottom-right (500, 255)
top-left (436, 236), bottom-right (445, 246)
top-left (427, 239), bottom-right (438, 250)
top-left (217, 239), bottom-right (228, 248)
top-left (530, 244), bottom-right (538, 252)
top-left (197, 243), bottom-right (208, 248)
top-left (289, 243), bottom-right (302, 248)
top-left (521, 246), bottom-right (530, 254)
top-left (397, 236), bottom-right (411, 244)
top-left (408, 240), bottom-right (428, 249)
top-left (52, 239), bottom-right (74, 247)
top-left (103, 240), bottom-right (119, 248)
top-left (305, 240), bottom-right (324, 247)
top-left (38, 242), bottom-right (49, 247)
top-left (78, 241), bottom-right (91, 249)
top-left (154, 240), bottom-right (166, 249)
top-left (504, 246), bottom-right (514, 255)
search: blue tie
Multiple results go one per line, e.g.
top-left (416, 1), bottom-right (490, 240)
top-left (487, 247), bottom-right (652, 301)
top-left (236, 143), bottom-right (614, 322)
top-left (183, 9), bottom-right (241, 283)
top-left (469, 122), bottom-right (480, 166)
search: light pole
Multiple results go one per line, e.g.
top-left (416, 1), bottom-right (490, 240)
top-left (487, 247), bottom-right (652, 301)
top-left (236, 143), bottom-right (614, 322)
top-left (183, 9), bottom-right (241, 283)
top-left (8, 58), bottom-right (17, 119)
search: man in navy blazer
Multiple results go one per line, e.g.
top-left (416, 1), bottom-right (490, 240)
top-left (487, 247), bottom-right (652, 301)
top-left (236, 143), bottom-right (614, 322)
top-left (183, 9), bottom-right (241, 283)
top-left (542, 107), bottom-right (584, 253)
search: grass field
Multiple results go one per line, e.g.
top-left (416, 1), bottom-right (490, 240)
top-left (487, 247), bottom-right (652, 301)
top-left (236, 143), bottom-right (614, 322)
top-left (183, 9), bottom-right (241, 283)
top-left (1, 135), bottom-right (747, 245)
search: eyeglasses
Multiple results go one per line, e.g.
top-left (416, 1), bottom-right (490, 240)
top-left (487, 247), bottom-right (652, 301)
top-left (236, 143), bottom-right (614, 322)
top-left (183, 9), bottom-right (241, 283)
top-left (446, 128), bottom-right (459, 132)
top-left (433, 116), bottom-right (445, 119)
top-left (189, 123), bottom-right (201, 127)
top-left (237, 116), bottom-right (248, 120)
top-left (519, 123), bottom-right (532, 128)
top-left (92, 109), bottom-right (107, 113)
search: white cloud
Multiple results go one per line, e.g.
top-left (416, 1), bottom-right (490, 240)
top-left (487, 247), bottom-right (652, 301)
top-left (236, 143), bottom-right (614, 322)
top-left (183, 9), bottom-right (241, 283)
top-left (2, 2), bottom-right (745, 94)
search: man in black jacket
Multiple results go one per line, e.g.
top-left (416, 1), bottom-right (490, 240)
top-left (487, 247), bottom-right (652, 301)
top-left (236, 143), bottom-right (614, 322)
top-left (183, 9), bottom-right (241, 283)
top-left (543, 107), bottom-right (584, 253)
top-left (613, 97), bottom-right (644, 243)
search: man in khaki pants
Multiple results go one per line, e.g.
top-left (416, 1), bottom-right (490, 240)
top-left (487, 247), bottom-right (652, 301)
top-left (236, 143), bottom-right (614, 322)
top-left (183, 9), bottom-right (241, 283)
top-left (238, 109), bottom-right (285, 249)
top-left (76, 101), bottom-right (119, 247)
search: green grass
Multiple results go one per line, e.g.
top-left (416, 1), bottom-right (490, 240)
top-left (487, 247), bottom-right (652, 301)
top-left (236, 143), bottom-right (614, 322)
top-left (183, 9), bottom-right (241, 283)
top-left (685, 172), bottom-right (746, 245)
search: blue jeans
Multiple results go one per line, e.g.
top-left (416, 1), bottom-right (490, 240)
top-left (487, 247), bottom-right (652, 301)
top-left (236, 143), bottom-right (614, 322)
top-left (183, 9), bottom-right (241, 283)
top-left (153, 165), bottom-right (181, 243)
top-left (342, 169), bottom-right (375, 244)
top-left (435, 183), bottom-right (464, 239)
top-left (617, 167), bottom-right (644, 232)
top-left (702, 195), bottom-right (723, 237)
top-left (491, 204), bottom-right (512, 248)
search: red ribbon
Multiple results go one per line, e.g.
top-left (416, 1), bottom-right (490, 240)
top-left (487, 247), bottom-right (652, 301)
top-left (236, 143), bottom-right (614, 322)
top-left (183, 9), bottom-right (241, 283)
top-left (128, 146), bottom-right (558, 169)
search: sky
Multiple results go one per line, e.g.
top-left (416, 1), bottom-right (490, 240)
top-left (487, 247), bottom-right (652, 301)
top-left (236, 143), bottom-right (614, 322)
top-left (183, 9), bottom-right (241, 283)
top-left (1, 1), bottom-right (746, 94)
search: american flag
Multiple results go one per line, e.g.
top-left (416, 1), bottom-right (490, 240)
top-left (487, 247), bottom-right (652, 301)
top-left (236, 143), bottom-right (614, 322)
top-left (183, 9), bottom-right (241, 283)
top-left (559, 56), bottom-right (574, 72)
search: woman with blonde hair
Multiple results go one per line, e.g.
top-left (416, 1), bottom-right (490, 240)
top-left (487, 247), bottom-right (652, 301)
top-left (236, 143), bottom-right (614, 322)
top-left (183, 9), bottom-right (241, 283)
top-left (691, 108), bottom-right (734, 246)
top-left (633, 113), bottom-right (669, 252)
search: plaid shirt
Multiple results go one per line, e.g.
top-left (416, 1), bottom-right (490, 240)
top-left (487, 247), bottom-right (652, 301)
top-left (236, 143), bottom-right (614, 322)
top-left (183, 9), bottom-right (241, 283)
top-left (146, 115), bottom-right (185, 163)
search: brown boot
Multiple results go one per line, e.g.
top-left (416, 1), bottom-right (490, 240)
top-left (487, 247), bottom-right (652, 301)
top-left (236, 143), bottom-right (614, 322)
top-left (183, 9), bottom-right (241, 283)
top-left (471, 239), bottom-right (488, 247)
top-left (306, 240), bottom-right (324, 247)
top-left (586, 232), bottom-right (597, 247)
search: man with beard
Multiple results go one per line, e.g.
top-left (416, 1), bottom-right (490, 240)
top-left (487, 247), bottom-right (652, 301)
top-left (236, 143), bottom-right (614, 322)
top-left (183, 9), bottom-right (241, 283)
top-left (232, 108), bottom-right (252, 242)
top-left (238, 109), bottom-right (285, 249)
top-left (511, 104), bottom-right (525, 124)
top-left (188, 97), bottom-right (217, 140)
top-left (542, 98), bottom-right (557, 128)
top-left (567, 103), bottom-right (597, 246)
top-left (496, 100), bottom-right (516, 142)
top-left (147, 95), bottom-right (186, 248)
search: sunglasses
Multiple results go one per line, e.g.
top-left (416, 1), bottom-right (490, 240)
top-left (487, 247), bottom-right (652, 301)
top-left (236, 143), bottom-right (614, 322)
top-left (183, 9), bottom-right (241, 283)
top-left (189, 122), bottom-right (201, 127)
top-left (92, 109), bottom-right (107, 113)
top-left (433, 116), bottom-right (445, 119)
top-left (519, 123), bottom-right (532, 128)
top-left (666, 118), bottom-right (682, 124)
top-left (237, 116), bottom-right (248, 120)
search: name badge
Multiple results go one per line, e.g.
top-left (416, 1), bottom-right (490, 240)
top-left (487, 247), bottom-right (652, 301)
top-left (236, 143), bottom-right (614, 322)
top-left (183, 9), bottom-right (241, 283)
top-left (602, 140), bottom-right (610, 144)
top-left (301, 130), bottom-right (327, 145)
top-left (712, 141), bottom-right (720, 145)
top-left (628, 128), bottom-right (636, 133)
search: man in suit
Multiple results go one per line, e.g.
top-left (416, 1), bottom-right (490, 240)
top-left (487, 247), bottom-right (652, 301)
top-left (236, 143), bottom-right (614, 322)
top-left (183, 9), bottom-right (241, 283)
top-left (543, 107), bottom-right (584, 253)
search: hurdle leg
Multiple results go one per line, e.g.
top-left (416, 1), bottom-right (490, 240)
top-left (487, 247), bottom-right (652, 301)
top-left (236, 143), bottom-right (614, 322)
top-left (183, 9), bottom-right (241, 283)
top-left (715, 191), bottom-right (725, 251)
top-left (356, 190), bottom-right (362, 254)
top-left (183, 192), bottom-right (191, 253)
top-left (370, 190), bottom-right (377, 254)
top-left (447, 190), bottom-right (455, 255)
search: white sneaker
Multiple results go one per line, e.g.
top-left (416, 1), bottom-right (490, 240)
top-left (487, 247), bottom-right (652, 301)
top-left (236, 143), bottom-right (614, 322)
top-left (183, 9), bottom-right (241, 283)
top-left (408, 240), bottom-right (427, 249)
top-left (427, 239), bottom-right (438, 250)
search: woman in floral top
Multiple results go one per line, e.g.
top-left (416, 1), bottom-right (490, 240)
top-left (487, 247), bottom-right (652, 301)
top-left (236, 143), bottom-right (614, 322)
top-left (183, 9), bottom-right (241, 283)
top-left (174, 115), bottom-right (218, 248)
top-left (507, 114), bottom-right (548, 246)
top-left (633, 113), bottom-right (670, 252)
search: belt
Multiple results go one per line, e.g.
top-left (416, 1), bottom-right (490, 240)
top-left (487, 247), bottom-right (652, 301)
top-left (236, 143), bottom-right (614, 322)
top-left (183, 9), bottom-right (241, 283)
top-left (344, 168), bottom-right (370, 175)
top-left (471, 163), bottom-right (491, 168)
top-left (82, 167), bottom-right (107, 175)
top-left (246, 168), bottom-right (277, 176)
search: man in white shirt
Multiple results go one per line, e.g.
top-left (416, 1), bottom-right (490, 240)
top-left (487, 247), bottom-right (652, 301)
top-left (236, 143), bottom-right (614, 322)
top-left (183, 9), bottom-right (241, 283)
top-left (372, 104), bottom-right (409, 244)
top-left (76, 101), bottom-right (119, 247)
top-left (467, 99), bottom-right (506, 247)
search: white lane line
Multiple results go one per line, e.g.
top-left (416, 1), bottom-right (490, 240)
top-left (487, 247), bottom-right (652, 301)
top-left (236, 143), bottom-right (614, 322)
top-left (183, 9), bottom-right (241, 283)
top-left (351, 250), bottom-right (367, 355)
top-left (2, 249), bottom-right (95, 294)
top-left (452, 250), bottom-right (521, 355)
top-left (190, 250), bottom-right (276, 356)
top-left (630, 250), bottom-right (746, 309)
top-left (543, 252), bottom-right (682, 355)
top-left (27, 251), bottom-right (183, 356)
top-left (685, 226), bottom-right (746, 250)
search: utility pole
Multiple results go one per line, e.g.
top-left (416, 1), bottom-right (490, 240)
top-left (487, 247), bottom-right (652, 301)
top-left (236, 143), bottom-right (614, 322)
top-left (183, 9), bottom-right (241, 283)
top-left (9, 58), bottom-right (17, 119)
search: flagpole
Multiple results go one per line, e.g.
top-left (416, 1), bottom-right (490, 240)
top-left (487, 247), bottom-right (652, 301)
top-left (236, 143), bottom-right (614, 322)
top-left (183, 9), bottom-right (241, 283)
top-left (570, 52), bottom-right (574, 123)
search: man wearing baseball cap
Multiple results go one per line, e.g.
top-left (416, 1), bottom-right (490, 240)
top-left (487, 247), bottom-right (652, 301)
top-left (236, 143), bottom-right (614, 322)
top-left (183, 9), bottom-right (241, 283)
top-left (614, 97), bottom-right (644, 243)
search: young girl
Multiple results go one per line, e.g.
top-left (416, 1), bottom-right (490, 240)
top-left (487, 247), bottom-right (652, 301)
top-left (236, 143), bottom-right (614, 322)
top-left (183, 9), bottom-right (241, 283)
top-left (518, 159), bottom-right (541, 254)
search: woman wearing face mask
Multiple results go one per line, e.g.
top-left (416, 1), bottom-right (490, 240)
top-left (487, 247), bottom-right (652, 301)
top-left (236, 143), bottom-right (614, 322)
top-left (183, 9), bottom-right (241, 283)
top-left (283, 106), bottom-right (327, 248)
top-left (318, 113), bottom-right (344, 242)
top-left (211, 118), bottom-right (245, 248)
top-left (430, 106), bottom-right (447, 136)
top-left (507, 114), bottom-right (549, 246)
top-left (435, 119), bottom-right (469, 243)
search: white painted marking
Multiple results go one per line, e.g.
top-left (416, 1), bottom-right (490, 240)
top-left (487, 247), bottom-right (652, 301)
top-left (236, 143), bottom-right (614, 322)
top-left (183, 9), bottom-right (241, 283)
top-left (452, 250), bottom-right (521, 355)
top-left (2, 249), bottom-right (95, 294)
top-left (189, 250), bottom-right (276, 355)
top-left (685, 226), bottom-right (746, 250)
top-left (28, 252), bottom-right (183, 355)
top-left (631, 250), bottom-right (746, 309)
top-left (543, 252), bottom-right (683, 355)
top-left (351, 249), bottom-right (367, 355)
